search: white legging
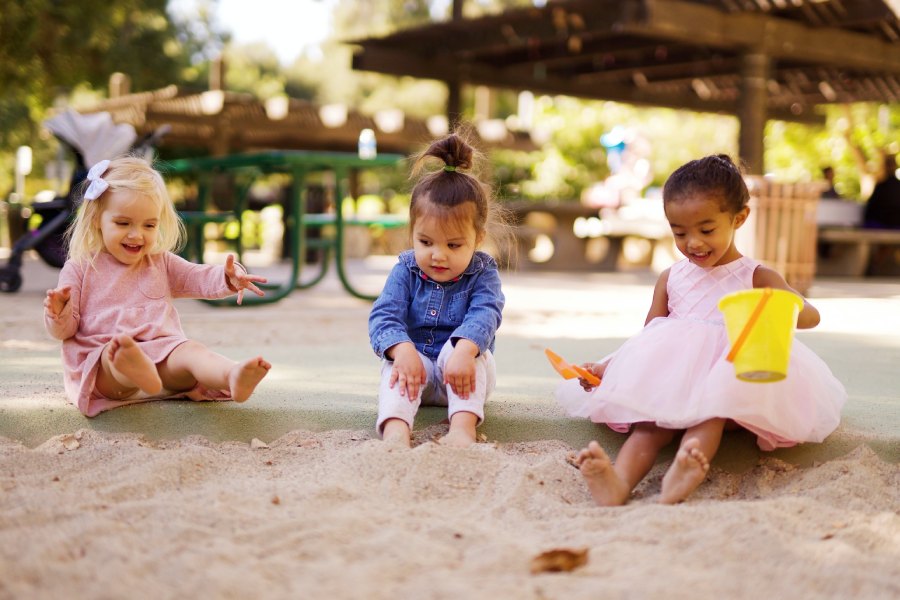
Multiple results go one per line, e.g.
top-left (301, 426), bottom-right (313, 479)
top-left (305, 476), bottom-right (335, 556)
top-left (376, 339), bottom-right (496, 435)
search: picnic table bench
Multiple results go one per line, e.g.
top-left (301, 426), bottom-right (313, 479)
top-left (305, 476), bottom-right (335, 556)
top-left (506, 200), bottom-right (670, 271)
top-left (817, 226), bottom-right (900, 277)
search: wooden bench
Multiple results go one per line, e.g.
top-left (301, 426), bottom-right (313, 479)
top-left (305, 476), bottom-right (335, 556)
top-left (505, 200), bottom-right (670, 271)
top-left (817, 227), bottom-right (900, 277)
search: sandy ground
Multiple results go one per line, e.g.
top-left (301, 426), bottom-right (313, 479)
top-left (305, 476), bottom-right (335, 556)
top-left (1, 430), bottom-right (898, 599)
top-left (1, 255), bottom-right (899, 599)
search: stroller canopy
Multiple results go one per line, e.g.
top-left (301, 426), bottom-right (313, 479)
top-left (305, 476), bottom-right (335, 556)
top-left (43, 110), bottom-right (138, 167)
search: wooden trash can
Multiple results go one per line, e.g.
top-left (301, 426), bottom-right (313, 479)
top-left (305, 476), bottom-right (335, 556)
top-left (737, 177), bottom-right (821, 295)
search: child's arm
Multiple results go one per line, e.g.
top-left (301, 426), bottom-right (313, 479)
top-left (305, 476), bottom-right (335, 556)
top-left (449, 266), bottom-right (504, 358)
top-left (43, 263), bottom-right (81, 340)
top-left (447, 266), bottom-right (503, 398)
top-left (369, 263), bottom-right (415, 359)
top-left (164, 253), bottom-right (265, 302)
top-left (753, 265), bottom-right (820, 329)
top-left (644, 268), bottom-right (671, 325)
top-left (369, 265), bottom-right (425, 399)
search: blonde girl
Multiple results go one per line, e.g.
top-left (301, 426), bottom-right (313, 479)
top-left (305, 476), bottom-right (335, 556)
top-left (44, 156), bottom-right (271, 416)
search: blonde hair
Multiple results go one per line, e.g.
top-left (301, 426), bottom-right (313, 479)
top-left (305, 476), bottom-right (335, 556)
top-left (66, 156), bottom-right (185, 264)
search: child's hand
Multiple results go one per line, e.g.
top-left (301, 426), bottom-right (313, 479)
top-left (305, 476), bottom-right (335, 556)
top-left (444, 339), bottom-right (479, 399)
top-left (578, 362), bottom-right (605, 391)
top-left (389, 343), bottom-right (426, 400)
top-left (224, 254), bottom-right (268, 305)
top-left (44, 285), bottom-right (71, 320)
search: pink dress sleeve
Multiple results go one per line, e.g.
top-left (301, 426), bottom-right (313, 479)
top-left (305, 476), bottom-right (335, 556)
top-left (44, 261), bottom-right (83, 340)
top-left (163, 252), bottom-right (234, 299)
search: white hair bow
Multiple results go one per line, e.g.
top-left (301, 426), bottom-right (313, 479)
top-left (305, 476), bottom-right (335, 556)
top-left (84, 160), bottom-right (111, 201)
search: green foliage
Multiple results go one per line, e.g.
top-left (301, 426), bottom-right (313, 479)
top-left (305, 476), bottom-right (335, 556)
top-left (0, 0), bottom-right (226, 193)
top-left (765, 104), bottom-right (900, 200)
top-left (3, 0), bottom-right (898, 208)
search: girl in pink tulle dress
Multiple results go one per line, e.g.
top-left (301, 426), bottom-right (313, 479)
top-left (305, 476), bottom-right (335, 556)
top-left (43, 156), bottom-right (271, 417)
top-left (557, 155), bottom-right (846, 506)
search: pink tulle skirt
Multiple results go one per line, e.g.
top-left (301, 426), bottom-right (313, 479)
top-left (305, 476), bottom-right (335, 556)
top-left (555, 316), bottom-right (847, 451)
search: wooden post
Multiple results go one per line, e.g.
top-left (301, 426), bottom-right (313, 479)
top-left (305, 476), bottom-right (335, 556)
top-left (109, 73), bottom-right (131, 98)
top-left (447, 79), bottom-right (462, 132)
top-left (209, 56), bottom-right (226, 91)
top-left (446, 0), bottom-right (465, 131)
top-left (738, 52), bottom-right (769, 175)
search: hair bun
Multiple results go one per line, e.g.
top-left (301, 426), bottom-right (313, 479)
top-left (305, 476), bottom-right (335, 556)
top-left (426, 133), bottom-right (473, 172)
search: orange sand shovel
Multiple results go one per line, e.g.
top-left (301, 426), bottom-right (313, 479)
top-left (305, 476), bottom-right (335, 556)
top-left (545, 348), bottom-right (601, 386)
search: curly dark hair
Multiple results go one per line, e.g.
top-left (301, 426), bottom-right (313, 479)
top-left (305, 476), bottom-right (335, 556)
top-left (662, 154), bottom-right (749, 214)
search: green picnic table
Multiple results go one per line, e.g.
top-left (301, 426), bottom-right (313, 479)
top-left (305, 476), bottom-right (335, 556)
top-left (167, 150), bottom-right (407, 305)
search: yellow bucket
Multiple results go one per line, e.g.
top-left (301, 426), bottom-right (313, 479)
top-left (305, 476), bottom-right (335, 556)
top-left (718, 288), bottom-right (803, 382)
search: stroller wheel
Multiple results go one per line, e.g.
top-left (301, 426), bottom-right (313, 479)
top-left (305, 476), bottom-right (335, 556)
top-left (0, 268), bottom-right (23, 293)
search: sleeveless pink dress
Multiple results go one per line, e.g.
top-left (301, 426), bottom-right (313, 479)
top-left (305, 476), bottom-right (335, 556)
top-left (555, 257), bottom-right (847, 450)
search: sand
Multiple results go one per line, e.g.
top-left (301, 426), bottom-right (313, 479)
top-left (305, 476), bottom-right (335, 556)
top-left (1, 428), bottom-right (898, 599)
top-left (1, 258), bottom-right (899, 598)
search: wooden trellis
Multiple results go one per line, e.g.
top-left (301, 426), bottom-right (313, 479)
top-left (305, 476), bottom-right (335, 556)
top-left (739, 178), bottom-right (821, 295)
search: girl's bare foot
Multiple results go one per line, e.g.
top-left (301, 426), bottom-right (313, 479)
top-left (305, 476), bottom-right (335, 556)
top-left (108, 335), bottom-right (162, 394)
top-left (575, 441), bottom-right (631, 507)
top-left (381, 419), bottom-right (411, 448)
top-left (439, 429), bottom-right (476, 448)
top-left (229, 357), bottom-right (271, 402)
top-left (660, 438), bottom-right (710, 504)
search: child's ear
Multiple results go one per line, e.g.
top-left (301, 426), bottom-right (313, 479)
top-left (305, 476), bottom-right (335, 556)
top-left (733, 206), bottom-right (750, 229)
top-left (476, 230), bottom-right (486, 246)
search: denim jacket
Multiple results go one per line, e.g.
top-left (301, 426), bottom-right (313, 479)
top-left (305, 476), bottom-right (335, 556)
top-left (369, 250), bottom-right (505, 361)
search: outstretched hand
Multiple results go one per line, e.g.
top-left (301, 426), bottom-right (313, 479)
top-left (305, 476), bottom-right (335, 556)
top-left (224, 254), bottom-right (267, 305)
top-left (44, 285), bottom-right (72, 320)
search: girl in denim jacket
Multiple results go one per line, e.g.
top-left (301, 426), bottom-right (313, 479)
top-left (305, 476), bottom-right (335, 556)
top-left (368, 133), bottom-right (505, 447)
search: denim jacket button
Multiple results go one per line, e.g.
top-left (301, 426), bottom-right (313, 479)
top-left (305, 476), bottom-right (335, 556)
top-left (430, 309), bottom-right (437, 316)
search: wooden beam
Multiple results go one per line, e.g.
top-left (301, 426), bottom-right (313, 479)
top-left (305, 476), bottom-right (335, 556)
top-left (352, 46), bottom-right (823, 124)
top-left (630, 0), bottom-right (900, 73)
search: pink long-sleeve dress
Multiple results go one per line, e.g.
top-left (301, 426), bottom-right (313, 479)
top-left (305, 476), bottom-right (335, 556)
top-left (44, 251), bottom-right (237, 416)
top-left (555, 257), bottom-right (847, 451)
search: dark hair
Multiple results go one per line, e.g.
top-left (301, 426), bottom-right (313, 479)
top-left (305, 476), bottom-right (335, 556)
top-left (662, 154), bottom-right (749, 214)
top-left (408, 132), bottom-right (493, 236)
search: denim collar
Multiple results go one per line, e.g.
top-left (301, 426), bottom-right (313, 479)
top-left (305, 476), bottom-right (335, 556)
top-left (398, 249), bottom-right (491, 280)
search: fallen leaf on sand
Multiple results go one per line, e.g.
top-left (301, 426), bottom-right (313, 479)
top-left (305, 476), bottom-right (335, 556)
top-left (530, 547), bottom-right (589, 574)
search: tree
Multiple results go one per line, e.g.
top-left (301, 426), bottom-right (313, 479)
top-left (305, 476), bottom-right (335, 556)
top-left (0, 0), bottom-right (226, 193)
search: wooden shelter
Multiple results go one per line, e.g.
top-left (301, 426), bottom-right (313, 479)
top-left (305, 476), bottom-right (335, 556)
top-left (81, 72), bottom-right (535, 157)
top-left (350, 0), bottom-right (900, 173)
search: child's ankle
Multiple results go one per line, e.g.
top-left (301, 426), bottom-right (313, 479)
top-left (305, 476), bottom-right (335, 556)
top-left (381, 419), bottom-right (411, 447)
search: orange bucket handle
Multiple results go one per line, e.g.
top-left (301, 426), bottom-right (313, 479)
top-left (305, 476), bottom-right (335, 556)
top-left (725, 287), bottom-right (773, 363)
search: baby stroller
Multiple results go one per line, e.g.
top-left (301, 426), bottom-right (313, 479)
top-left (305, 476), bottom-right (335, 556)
top-left (0, 110), bottom-right (167, 292)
